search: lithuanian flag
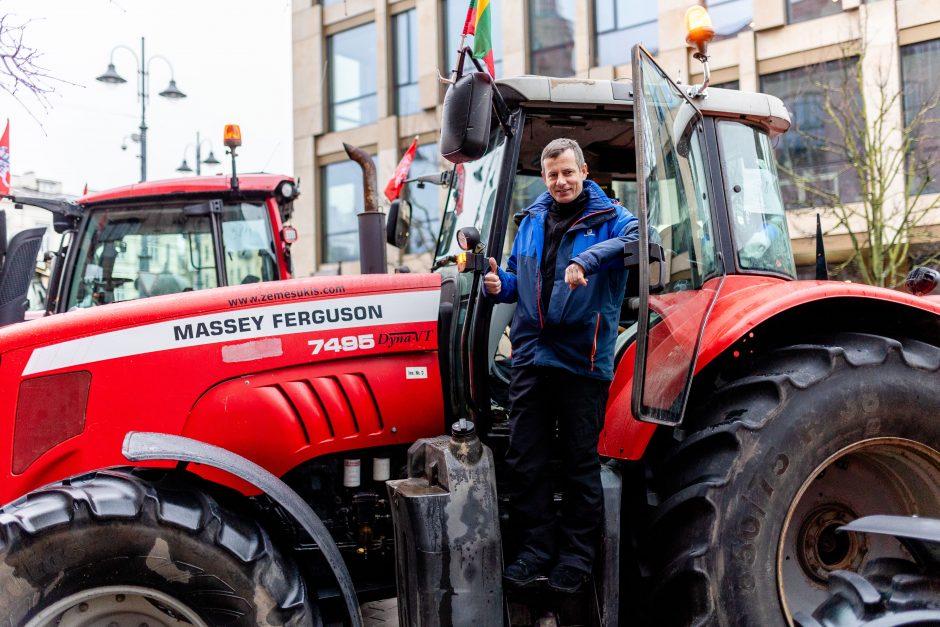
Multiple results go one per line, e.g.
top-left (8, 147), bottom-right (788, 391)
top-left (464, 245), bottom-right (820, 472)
top-left (462, 0), bottom-right (495, 76)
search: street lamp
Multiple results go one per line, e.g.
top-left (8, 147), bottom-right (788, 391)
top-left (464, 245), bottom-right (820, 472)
top-left (176, 131), bottom-right (221, 176)
top-left (96, 37), bottom-right (187, 182)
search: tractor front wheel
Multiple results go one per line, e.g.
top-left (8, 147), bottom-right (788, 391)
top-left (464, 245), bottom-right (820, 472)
top-left (0, 470), bottom-right (314, 626)
top-left (642, 333), bottom-right (940, 625)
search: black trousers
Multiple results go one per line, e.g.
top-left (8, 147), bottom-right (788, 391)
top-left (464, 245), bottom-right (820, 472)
top-left (505, 365), bottom-right (610, 574)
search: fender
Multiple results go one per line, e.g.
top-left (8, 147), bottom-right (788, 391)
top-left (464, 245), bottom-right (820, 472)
top-left (601, 275), bottom-right (940, 460)
top-left (122, 431), bottom-right (363, 627)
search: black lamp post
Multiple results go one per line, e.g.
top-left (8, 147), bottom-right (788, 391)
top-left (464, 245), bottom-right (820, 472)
top-left (176, 131), bottom-right (221, 176)
top-left (97, 37), bottom-right (187, 182)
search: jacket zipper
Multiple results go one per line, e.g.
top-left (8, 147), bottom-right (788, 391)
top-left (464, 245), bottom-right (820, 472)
top-left (536, 269), bottom-right (544, 328)
top-left (590, 312), bottom-right (600, 371)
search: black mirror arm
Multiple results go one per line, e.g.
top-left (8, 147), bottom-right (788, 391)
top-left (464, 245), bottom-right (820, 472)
top-left (453, 47), bottom-right (513, 138)
top-left (623, 240), bottom-right (666, 294)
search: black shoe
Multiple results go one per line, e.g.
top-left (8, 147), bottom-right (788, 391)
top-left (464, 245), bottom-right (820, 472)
top-left (503, 558), bottom-right (542, 588)
top-left (547, 564), bottom-right (588, 594)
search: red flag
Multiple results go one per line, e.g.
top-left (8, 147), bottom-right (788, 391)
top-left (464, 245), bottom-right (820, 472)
top-left (0, 120), bottom-right (10, 195)
top-left (82, 182), bottom-right (88, 195)
top-left (462, 0), bottom-right (477, 36)
top-left (384, 138), bottom-right (418, 202)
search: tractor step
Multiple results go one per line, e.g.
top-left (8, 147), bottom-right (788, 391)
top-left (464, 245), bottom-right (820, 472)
top-left (505, 578), bottom-right (600, 627)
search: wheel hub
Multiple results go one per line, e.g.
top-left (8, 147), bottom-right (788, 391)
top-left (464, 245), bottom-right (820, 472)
top-left (796, 504), bottom-right (867, 582)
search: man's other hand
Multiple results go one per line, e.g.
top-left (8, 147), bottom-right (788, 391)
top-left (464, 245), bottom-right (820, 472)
top-left (484, 257), bottom-right (502, 295)
top-left (565, 262), bottom-right (588, 289)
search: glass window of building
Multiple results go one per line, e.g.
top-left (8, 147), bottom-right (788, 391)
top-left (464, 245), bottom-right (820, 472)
top-left (788, 0), bottom-right (842, 24)
top-left (761, 59), bottom-right (862, 209)
top-left (394, 10), bottom-right (420, 116)
top-left (707, 0), bottom-right (752, 39)
top-left (403, 143), bottom-right (442, 254)
top-left (329, 22), bottom-right (378, 131)
top-left (321, 158), bottom-right (373, 263)
top-left (530, 0), bottom-right (576, 77)
top-left (902, 39), bottom-right (940, 195)
top-left (594, 0), bottom-right (657, 66)
top-left (443, 0), bottom-right (504, 76)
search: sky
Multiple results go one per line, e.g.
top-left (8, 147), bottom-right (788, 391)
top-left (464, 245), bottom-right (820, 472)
top-left (0, 0), bottom-right (293, 196)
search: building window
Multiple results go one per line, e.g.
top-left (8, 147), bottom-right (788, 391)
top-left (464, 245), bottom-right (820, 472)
top-left (594, 0), bottom-right (657, 66)
top-left (321, 159), bottom-right (373, 263)
top-left (761, 59), bottom-right (862, 209)
top-left (443, 0), bottom-right (503, 76)
top-left (530, 0), bottom-right (576, 77)
top-left (708, 0), bottom-right (752, 40)
top-left (403, 143), bottom-right (442, 254)
top-left (902, 39), bottom-right (940, 195)
top-left (394, 10), bottom-right (420, 116)
top-left (788, 0), bottom-right (842, 24)
top-left (329, 22), bottom-right (378, 131)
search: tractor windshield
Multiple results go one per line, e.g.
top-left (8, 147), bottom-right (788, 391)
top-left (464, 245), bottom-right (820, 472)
top-left (435, 129), bottom-right (508, 261)
top-left (64, 201), bottom-right (277, 309)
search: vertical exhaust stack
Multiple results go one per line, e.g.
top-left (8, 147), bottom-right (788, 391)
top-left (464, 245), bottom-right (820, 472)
top-left (343, 143), bottom-right (387, 274)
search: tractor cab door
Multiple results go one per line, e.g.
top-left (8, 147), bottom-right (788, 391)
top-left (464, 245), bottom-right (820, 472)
top-left (631, 44), bottom-right (725, 425)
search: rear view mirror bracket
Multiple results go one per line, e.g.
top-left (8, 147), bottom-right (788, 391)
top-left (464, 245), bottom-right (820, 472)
top-left (451, 46), bottom-right (513, 136)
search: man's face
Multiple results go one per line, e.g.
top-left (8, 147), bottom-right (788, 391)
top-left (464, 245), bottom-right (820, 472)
top-left (542, 149), bottom-right (589, 204)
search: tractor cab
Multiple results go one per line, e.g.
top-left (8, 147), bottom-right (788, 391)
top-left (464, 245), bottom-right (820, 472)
top-left (5, 173), bottom-right (299, 315)
top-left (434, 39), bottom-right (794, 431)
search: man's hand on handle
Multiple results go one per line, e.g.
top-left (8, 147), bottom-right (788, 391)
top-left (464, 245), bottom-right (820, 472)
top-left (565, 262), bottom-right (587, 289)
top-left (484, 257), bottom-right (502, 295)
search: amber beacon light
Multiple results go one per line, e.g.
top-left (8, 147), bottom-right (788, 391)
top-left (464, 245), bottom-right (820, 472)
top-left (684, 6), bottom-right (715, 98)
top-left (223, 124), bottom-right (242, 149)
top-left (685, 6), bottom-right (715, 54)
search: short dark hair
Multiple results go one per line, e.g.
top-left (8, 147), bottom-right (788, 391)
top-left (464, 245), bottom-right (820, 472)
top-left (541, 138), bottom-right (585, 170)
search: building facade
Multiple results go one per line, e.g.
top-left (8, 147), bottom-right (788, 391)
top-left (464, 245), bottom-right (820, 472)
top-left (292, 0), bottom-right (940, 277)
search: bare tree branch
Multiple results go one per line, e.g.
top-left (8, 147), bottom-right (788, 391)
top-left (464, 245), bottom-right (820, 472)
top-left (0, 13), bottom-right (68, 122)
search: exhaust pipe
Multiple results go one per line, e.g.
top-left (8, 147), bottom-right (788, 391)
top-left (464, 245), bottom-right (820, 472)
top-left (343, 142), bottom-right (387, 274)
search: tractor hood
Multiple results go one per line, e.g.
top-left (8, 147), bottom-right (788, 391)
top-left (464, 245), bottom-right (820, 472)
top-left (0, 273), bottom-right (444, 498)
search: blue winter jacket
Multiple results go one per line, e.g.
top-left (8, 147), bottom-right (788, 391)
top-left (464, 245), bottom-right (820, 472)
top-left (492, 179), bottom-right (639, 381)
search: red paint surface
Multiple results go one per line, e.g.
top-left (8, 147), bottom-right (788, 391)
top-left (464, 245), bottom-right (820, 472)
top-left (600, 276), bottom-right (940, 460)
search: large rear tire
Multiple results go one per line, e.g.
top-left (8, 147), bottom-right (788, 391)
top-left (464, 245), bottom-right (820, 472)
top-left (0, 469), bottom-right (315, 626)
top-left (641, 333), bottom-right (940, 625)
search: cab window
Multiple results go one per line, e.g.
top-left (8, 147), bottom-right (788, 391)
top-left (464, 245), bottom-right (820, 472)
top-left (222, 202), bottom-right (279, 285)
top-left (718, 121), bottom-right (797, 277)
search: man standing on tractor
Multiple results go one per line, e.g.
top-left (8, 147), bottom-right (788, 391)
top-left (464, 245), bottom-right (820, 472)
top-left (484, 138), bottom-right (639, 593)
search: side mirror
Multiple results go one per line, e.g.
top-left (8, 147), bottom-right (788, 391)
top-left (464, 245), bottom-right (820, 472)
top-left (441, 72), bottom-right (494, 164)
top-left (387, 199), bottom-right (412, 249)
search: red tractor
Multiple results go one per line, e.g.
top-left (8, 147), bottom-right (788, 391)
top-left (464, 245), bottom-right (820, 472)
top-left (0, 34), bottom-right (938, 626)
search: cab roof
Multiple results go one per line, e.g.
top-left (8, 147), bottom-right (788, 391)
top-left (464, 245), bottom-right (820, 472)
top-left (497, 75), bottom-right (791, 136)
top-left (80, 173), bottom-right (293, 205)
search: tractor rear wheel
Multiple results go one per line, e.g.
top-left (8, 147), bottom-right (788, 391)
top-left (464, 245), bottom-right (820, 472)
top-left (641, 333), bottom-right (940, 625)
top-left (0, 469), bottom-right (315, 626)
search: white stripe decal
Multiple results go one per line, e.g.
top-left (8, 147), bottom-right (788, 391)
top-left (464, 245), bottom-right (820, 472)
top-left (23, 290), bottom-right (440, 376)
